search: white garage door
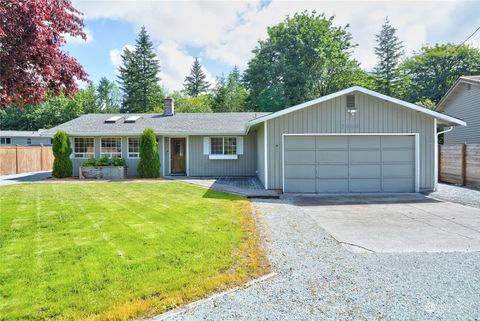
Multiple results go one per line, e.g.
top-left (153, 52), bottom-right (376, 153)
top-left (283, 135), bottom-right (417, 193)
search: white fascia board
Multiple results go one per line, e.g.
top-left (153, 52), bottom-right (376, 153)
top-left (247, 86), bottom-right (466, 127)
top-left (62, 131), bottom-right (249, 137)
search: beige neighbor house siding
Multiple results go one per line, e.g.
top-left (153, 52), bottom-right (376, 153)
top-left (266, 92), bottom-right (436, 191)
top-left (70, 136), bottom-right (164, 178)
top-left (442, 83), bottom-right (480, 144)
top-left (255, 123), bottom-right (266, 187)
top-left (188, 134), bottom-right (257, 177)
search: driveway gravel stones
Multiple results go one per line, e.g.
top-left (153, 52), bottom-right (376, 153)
top-left (156, 197), bottom-right (480, 321)
top-left (428, 183), bottom-right (480, 208)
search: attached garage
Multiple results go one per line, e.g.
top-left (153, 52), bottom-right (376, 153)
top-left (283, 134), bottom-right (418, 193)
top-left (250, 86), bottom-right (466, 193)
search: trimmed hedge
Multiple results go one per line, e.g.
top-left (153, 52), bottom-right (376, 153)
top-left (137, 128), bottom-right (160, 178)
top-left (52, 131), bottom-right (73, 178)
top-left (82, 156), bottom-right (125, 167)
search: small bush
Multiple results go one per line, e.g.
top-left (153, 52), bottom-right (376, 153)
top-left (52, 131), bottom-right (73, 178)
top-left (82, 157), bottom-right (125, 167)
top-left (138, 128), bottom-right (160, 178)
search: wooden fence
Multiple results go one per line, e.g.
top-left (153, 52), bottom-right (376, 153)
top-left (0, 146), bottom-right (54, 175)
top-left (439, 144), bottom-right (480, 187)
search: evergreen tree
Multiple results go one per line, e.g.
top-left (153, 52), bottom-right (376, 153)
top-left (373, 18), bottom-right (404, 97)
top-left (212, 66), bottom-right (249, 112)
top-left (183, 57), bottom-right (210, 96)
top-left (52, 131), bottom-right (73, 178)
top-left (96, 77), bottom-right (121, 111)
top-left (137, 128), bottom-right (160, 178)
top-left (118, 26), bottom-right (163, 112)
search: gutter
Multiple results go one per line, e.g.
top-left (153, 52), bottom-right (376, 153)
top-left (437, 126), bottom-right (453, 136)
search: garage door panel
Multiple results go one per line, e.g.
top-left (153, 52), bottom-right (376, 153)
top-left (383, 178), bottom-right (414, 192)
top-left (383, 164), bottom-right (414, 178)
top-left (316, 150), bottom-right (348, 164)
top-left (382, 136), bottom-right (415, 148)
top-left (284, 150), bottom-right (315, 164)
top-left (316, 179), bottom-right (348, 193)
top-left (284, 136), bottom-right (315, 149)
top-left (349, 150), bottom-right (380, 163)
top-left (349, 164), bottom-right (381, 178)
top-left (316, 165), bottom-right (348, 178)
top-left (284, 164), bottom-right (315, 178)
top-left (349, 179), bottom-right (381, 192)
top-left (349, 136), bottom-right (380, 148)
top-left (284, 179), bottom-right (316, 193)
top-left (284, 135), bottom-right (416, 193)
top-left (316, 136), bottom-right (348, 149)
top-left (382, 149), bottom-right (414, 162)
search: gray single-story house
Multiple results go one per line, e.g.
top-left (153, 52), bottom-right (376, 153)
top-left (436, 76), bottom-right (479, 144)
top-left (44, 86), bottom-right (465, 193)
top-left (0, 130), bottom-right (53, 146)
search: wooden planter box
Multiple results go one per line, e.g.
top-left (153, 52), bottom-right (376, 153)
top-left (79, 166), bottom-right (126, 179)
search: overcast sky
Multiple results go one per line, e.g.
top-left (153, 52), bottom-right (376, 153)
top-left (67, 0), bottom-right (480, 92)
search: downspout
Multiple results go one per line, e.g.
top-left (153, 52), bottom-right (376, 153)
top-left (437, 126), bottom-right (453, 136)
top-left (435, 126), bottom-right (453, 191)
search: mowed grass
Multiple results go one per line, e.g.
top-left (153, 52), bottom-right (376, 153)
top-left (0, 182), bottom-right (269, 320)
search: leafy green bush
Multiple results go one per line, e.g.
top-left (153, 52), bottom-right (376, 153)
top-left (137, 128), bottom-right (160, 178)
top-left (52, 131), bottom-right (73, 178)
top-left (82, 156), bottom-right (126, 167)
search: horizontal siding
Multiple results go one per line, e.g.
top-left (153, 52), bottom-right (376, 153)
top-left (443, 84), bottom-right (480, 144)
top-left (267, 92), bottom-right (435, 191)
top-left (1, 137), bottom-right (52, 146)
top-left (188, 134), bottom-right (257, 176)
top-left (256, 123), bottom-right (265, 187)
top-left (70, 135), bottom-right (164, 177)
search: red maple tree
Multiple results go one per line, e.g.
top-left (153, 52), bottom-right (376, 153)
top-left (0, 0), bottom-right (89, 108)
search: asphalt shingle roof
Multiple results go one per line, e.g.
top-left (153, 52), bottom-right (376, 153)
top-left (43, 112), bottom-right (270, 136)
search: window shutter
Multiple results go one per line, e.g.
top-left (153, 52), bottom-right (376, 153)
top-left (237, 136), bottom-right (244, 155)
top-left (203, 137), bottom-right (210, 155)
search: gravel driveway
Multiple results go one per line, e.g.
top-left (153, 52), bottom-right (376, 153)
top-left (156, 197), bottom-right (480, 321)
top-left (427, 183), bottom-right (480, 208)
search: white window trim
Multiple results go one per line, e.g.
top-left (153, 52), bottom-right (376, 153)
top-left (100, 137), bottom-right (122, 158)
top-left (74, 137), bottom-right (95, 159)
top-left (127, 137), bottom-right (140, 159)
top-left (207, 136), bottom-right (239, 159)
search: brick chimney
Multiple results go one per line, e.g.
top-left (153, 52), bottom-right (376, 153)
top-left (164, 97), bottom-right (174, 116)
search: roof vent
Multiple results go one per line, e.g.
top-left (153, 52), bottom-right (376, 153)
top-left (124, 115), bottom-right (141, 123)
top-left (105, 116), bottom-right (123, 123)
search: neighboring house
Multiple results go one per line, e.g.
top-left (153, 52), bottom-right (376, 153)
top-left (44, 86), bottom-right (465, 193)
top-left (0, 130), bottom-right (53, 146)
top-left (436, 76), bottom-right (480, 144)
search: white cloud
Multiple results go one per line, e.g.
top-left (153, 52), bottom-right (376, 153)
top-left (75, 0), bottom-right (479, 72)
top-left (65, 27), bottom-right (94, 45)
top-left (109, 42), bottom-right (215, 91)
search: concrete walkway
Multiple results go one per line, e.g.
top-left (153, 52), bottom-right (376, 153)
top-left (166, 176), bottom-right (280, 198)
top-left (0, 171), bottom-right (51, 186)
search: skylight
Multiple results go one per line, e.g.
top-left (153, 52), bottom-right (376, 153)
top-left (104, 116), bottom-right (123, 123)
top-left (124, 115), bottom-right (141, 123)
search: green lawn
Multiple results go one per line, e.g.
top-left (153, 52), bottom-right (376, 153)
top-left (0, 182), bottom-right (269, 321)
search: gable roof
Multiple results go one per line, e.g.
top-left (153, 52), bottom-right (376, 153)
top-left (43, 112), bottom-right (270, 136)
top-left (436, 76), bottom-right (480, 112)
top-left (247, 86), bottom-right (466, 127)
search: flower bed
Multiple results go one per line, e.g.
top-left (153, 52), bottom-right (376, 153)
top-left (79, 156), bottom-right (127, 179)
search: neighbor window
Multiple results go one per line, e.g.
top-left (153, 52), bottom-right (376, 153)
top-left (26, 138), bottom-right (32, 145)
top-left (128, 137), bottom-right (140, 158)
top-left (210, 137), bottom-right (237, 155)
top-left (1, 137), bottom-right (11, 144)
top-left (74, 137), bottom-right (95, 158)
top-left (100, 138), bottom-right (122, 158)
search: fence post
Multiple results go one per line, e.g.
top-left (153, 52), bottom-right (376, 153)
top-left (461, 144), bottom-right (466, 185)
top-left (15, 145), bottom-right (19, 174)
top-left (40, 144), bottom-right (44, 171)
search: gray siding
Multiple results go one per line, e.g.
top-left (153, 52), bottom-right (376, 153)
top-left (0, 137), bottom-right (52, 146)
top-left (443, 83), bottom-right (480, 144)
top-left (266, 92), bottom-right (436, 191)
top-left (70, 135), bottom-right (164, 178)
top-left (255, 123), bottom-right (265, 186)
top-left (188, 134), bottom-right (257, 176)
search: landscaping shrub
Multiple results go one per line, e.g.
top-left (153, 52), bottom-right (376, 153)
top-left (52, 131), bottom-right (73, 178)
top-left (82, 157), bottom-right (125, 167)
top-left (138, 128), bottom-right (160, 178)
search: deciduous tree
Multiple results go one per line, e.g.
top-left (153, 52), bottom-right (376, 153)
top-left (0, 0), bottom-right (88, 108)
